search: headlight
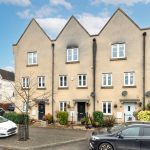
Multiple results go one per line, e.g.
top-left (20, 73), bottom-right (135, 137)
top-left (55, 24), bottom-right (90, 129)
top-left (0, 127), bottom-right (7, 130)
top-left (91, 135), bottom-right (100, 141)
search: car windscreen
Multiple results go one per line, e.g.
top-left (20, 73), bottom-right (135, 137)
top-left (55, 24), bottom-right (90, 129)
top-left (109, 124), bottom-right (125, 133)
top-left (0, 116), bottom-right (8, 123)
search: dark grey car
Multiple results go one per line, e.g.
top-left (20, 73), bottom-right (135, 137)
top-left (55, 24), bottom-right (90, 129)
top-left (89, 124), bottom-right (150, 150)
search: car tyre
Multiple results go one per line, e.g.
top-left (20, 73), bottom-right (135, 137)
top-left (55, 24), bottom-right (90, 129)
top-left (99, 142), bottom-right (113, 150)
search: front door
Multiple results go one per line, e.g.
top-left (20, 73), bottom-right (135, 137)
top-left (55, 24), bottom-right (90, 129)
top-left (38, 103), bottom-right (45, 120)
top-left (77, 102), bottom-right (85, 121)
top-left (124, 103), bottom-right (135, 122)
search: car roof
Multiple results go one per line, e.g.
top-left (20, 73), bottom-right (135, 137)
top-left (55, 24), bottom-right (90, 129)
top-left (127, 123), bottom-right (150, 127)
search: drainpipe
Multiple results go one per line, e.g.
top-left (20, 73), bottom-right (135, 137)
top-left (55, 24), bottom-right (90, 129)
top-left (143, 32), bottom-right (146, 110)
top-left (92, 38), bottom-right (97, 112)
top-left (51, 43), bottom-right (55, 122)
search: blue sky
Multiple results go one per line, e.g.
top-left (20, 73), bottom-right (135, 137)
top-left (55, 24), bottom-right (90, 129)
top-left (0, 0), bottom-right (150, 72)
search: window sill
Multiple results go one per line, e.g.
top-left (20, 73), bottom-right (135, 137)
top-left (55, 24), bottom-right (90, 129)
top-left (122, 85), bottom-right (136, 88)
top-left (58, 87), bottom-right (69, 90)
top-left (101, 86), bottom-right (114, 89)
top-left (66, 61), bottom-right (80, 64)
top-left (37, 87), bottom-right (46, 90)
top-left (22, 88), bottom-right (30, 90)
top-left (26, 64), bottom-right (38, 67)
top-left (110, 57), bottom-right (127, 61)
top-left (76, 87), bottom-right (88, 89)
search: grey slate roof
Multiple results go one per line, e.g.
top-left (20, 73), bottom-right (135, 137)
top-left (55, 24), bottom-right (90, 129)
top-left (0, 69), bottom-right (15, 81)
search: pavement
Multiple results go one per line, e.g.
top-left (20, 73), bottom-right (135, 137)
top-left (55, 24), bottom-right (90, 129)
top-left (0, 126), bottom-right (93, 150)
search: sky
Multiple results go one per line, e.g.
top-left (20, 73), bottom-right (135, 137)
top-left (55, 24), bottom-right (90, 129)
top-left (0, 0), bottom-right (150, 72)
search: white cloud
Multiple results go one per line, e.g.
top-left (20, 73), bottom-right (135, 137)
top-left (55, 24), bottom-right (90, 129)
top-left (0, 0), bottom-right (31, 6)
top-left (36, 12), bottom-right (109, 39)
top-left (50, 0), bottom-right (72, 9)
top-left (36, 18), bottom-right (67, 39)
top-left (78, 13), bottom-right (109, 35)
top-left (17, 5), bottom-right (55, 19)
top-left (3, 66), bottom-right (14, 72)
top-left (91, 0), bottom-right (150, 5)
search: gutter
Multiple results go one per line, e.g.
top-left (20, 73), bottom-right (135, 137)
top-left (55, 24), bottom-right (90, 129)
top-left (143, 32), bottom-right (146, 110)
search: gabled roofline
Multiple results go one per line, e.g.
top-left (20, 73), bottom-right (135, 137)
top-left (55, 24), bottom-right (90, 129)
top-left (13, 18), bottom-right (51, 46)
top-left (53, 16), bottom-right (91, 41)
top-left (97, 8), bottom-right (141, 36)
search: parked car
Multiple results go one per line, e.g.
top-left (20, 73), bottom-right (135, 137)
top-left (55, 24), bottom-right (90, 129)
top-left (0, 116), bottom-right (17, 137)
top-left (0, 108), bottom-right (5, 116)
top-left (89, 123), bottom-right (150, 150)
top-left (7, 103), bottom-right (15, 111)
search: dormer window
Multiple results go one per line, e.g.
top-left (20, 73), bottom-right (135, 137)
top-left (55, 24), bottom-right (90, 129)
top-left (111, 43), bottom-right (125, 59)
top-left (67, 48), bottom-right (78, 62)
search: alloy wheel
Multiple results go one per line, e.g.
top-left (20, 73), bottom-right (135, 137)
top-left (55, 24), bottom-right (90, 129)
top-left (99, 143), bottom-right (113, 150)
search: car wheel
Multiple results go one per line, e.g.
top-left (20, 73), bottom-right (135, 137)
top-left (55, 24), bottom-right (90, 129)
top-left (99, 142), bottom-right (113, 150)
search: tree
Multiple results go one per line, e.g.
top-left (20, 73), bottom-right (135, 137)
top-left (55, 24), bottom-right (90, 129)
top-left (5, 72), bottom-right (52, 140)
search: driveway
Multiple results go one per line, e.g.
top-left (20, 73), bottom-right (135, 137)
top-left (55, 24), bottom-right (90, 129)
top-left (0, 127), bottom-right (92, 150)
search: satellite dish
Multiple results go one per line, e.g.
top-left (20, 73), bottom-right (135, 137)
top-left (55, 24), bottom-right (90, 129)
top-left (145, 91), bottom-right (150, 97)
top-left (122, 91), bottom-right (127, 96)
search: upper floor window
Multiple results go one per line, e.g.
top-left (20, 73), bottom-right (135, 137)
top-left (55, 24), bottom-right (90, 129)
top-left (111, 43), bottom-right (125, 59)
top-left (59, 75), bottom-right (67, 87)
top-left (38, 76), bottom-right (45, 88)
top-left (60, 101), bottom-right (67, 111)
top-left (102, 73), bottom-right (112, 87)
top-left (67, 48), bottom-right (78, 62)
top-left (22, 77), bottom-right (29, 88)
top-left (78, 74), bottom-right (87, 87)
top-left (124, 72), bottom-right (135, 86)
top-left (27, 52), bottom-right (37, 65)
top-left (102, 101), bottom-right (112, 115)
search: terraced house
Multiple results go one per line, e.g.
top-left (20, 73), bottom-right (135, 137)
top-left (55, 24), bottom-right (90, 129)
top-left (13, 8), bottom-right (150, 123)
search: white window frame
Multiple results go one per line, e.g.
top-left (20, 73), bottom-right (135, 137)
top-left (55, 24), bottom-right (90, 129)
top-left (27, 51), bottom-right (37, 65)
top-left (78, 74), bottom-right (87, 87)
top-left (111, 43), bottom-right (125, 59)
top-left (22, 77), bottom-right (29, 88)
top-left (102, 101), bottom-right (112, 115)
top-left (67, 48), bottom-right (79, 62)
top-left (38, 76), bottom-right (45, 88)
top-left (124, 72), bottom-right (135, 86)
top-left (59, 75), bottom-right (67, 87)
top-left (59, 101), bottom-right (67, 111)
top-left (102, 73), bottom-right (112, 87)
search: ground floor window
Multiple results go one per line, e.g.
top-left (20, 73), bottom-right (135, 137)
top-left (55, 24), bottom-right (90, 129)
top-left (102, 101), bottom-right (112, 115)
top-left (60, 101), bottom-right (67, 111)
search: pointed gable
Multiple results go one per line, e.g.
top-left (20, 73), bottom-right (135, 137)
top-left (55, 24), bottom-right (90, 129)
top-left (14, 19), bottom-right (51, 46)
top-left (55, 16), bottom-right (90, 41)
top-left (98, 8), bottom-right (140, 36)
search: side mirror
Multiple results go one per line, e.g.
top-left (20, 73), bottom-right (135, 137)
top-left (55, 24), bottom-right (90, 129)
top-left (117, 132), bottom-right (124, 139)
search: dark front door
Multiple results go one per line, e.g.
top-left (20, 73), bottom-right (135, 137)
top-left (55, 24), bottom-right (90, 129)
top-left (77, 102), bottom-right (85, 121)
top-left (38, 103), bottom-right (45, 120)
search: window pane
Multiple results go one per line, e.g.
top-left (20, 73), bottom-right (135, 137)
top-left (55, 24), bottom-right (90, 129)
top-left (108, 75), bottom-right (111, 85)
top-left (112, 45), bottom-right (117, 58)
top-left (119, 45), bottom-right (125, 57)
top-left (108, 102), bottom-right (111, 113)
top-left (103, 103), bottom-right (106, 113)
top-left (122, 127), bottom-right (140, 136)
top-left (143, 127), bottom-right (150, 136)
top-left (73, 48), bottom-right (78, 61)
top-left (67, 49), bottom-right (72, 61)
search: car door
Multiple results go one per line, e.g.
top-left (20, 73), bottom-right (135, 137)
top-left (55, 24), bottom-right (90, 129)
top-left (140, 126), bottom-right (150, 150)
top-left (116, 126), bottom-right (141, 150)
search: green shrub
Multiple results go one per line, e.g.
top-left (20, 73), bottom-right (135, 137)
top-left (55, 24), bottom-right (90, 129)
top-left (93, 111), bottom-right (104, 126)
top-left (137, 111), bottom-right (150, 121)
top-left (81, 117), bottom-right (86, 125)
top-left (56, 111), bottom-right (68, 125)
top-left (43, 113), bottom-right (53, 124)
top-left (3, 112), bottom-right (29, 124)
top-left (146, 103), bottom-right (150, 110)
top-left (103, 116), bottom-right (115, 127)
top-left (133, 110), bottom-right (141, 120)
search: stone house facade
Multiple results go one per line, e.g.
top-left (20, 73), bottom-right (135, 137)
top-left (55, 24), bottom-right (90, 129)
top-left (13, 8), bottom-right (150, 122)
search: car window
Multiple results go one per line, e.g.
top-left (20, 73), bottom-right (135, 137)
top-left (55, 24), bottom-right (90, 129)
top-left (121, 127), bottom-right (140, 136)
top-left (143, 127), bottom-right (150, 136)
top-left (0, 116), bottom-right (8, 123)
